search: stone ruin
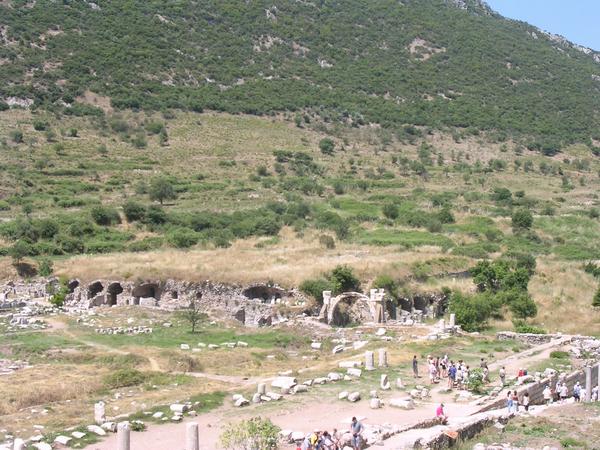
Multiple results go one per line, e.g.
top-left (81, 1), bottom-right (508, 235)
top-left (64, 279), bottom-right (306, 327)
top-left (318, 289), bottom-right (448, 326)
top-left (0, 277), bottom-right (449, 329)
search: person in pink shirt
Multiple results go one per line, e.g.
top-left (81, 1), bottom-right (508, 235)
top-left (436, 403), bottom-right (448, 425)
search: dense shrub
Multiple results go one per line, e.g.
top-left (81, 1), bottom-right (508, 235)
top-left (167, 227), bottom-right (199, 248)
top-left (299, 278), bottom-right (333, 305)
top-left (382, 203), bottom-right (399, 220)
top-left (90, 206), bottom-right (121, 226)
top-left (104, 369), bottom-right (145, 389)
top-left (511, 209), bottom-right (533, 231)
top-left (319, 234), bottom-right (335, 249)
top-left (319, 138), bottom-right (335, 155)
top-left (330, 265), bottom-right (360, 294)
top-left (123, 200), bottom-right (146, 222)
top-left (513, 319), bottom-right (546, 334)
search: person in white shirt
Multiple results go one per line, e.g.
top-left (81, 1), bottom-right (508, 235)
top-left (560, 383), bottom-right (568, 403)
top-left (543, 385), bottom-right (552, 405)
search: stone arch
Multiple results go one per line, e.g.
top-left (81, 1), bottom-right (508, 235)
top-left (132, 283), bottom-right (159, 299)
top-left (327, 292), bottom-right (371, 326)
top-left (242, 285), bottom-right (285, 303)
top-left (87, 281), bottom-right (104, 299)
top-left (398, 297), bottom-right (412, 312)
top-left (413, 295), bottom-right (429, 312)
top-left (107, 282), bottom-right (123, 306)
top-left (67, 279), bottom-right (80, 294)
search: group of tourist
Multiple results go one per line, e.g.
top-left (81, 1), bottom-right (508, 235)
top-left (414, 353), bottom-right (491, 390)
top-left (506, 390), bottom-right (530, 412)
top-left (542, 380), bottom-right (592, 404)
top-left (298, 418), bottom-right (363, 450)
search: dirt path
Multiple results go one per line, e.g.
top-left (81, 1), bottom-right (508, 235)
top-left (488, 336), bottom-right (571, 375)
top-left (84, 393), bottom-right (480, 450)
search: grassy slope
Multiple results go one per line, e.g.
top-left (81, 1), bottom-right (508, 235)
top-left (0, 109), bottom-right (599, 333)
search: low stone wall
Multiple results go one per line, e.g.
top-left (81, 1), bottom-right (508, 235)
top-left (480, 363), bottom-right (600, 412)
top-left (496, 331), bottom-right (596, 345)
top-left (420, 413), bottom-right (511, 449)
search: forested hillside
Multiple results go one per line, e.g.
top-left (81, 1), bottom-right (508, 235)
top-left (1, 0), bottom-right (600, 150)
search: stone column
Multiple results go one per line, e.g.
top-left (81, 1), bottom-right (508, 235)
top-left (597, 363), bottom-right (600, 401)
top-left (449, 313), bottom-right (456, 328)
top-left (257, 382), bottom-right (266, 395)
top-left (94, 401), bottom-right (105, 425)
top-left (13, 439), bottom-right (25, 450)
top-left (186, 423), bottom-right (199, 450)
top-left (378, 348), bottom-right (388, 368)
top-left (117, 422), bottom-right (130, 450)
top-left (585, 366), bottom-right (592, 402)
top-left (365, 351), bottom-right (375, 371)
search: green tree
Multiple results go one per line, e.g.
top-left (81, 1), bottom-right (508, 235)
top-left (507, 291), bottom-right (538, 319)
top-left (220, 417), bottom-right (280, 450)
top-left (511, 209), bottom-right (533, 231)
top-left (9, 240), bottom-right (31, 263)
top-left (179, 298), bottom-right (207, 333)
top-left (449, 291), bottom-right (497, 332)
top-left (149, 177), bottom-right (177, 205)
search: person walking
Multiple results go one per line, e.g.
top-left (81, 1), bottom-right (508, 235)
top-left (350, 417), bottom-right (364, 450)
top-left (512, 390), bottom-right (519, 413)
top-left (522, 392), bottom-right (530, 412)
top-left (543, 385), bottom-right (552, 405)
top-left (448, 362), bottom-right (456, 388)
top-left (412, 355), bottom-right (419, 378)
top-left (573, 382), bottom-right (581, 402)
top-left (499, 366), bottom-right (506, 386)
top-left (506, 391), bottom-right (513, 413)
top-left (560, 383), bottom-right (568, 403)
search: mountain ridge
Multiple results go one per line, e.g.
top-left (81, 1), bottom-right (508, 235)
top-left (0, 0), bottom-right (599, 150)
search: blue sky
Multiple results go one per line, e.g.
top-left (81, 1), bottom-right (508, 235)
top-left (486, 0), bottom-right (600, 51)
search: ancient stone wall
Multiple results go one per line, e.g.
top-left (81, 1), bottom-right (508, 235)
top-left (480, 363), bottom-right (600, 412)
top-left (64, 278), bottom-right (306, 327)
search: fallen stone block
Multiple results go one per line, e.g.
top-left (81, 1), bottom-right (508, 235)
top-left (292, 384), bottom-right (308, 394)
top-left (389, 397), bottom-right (415, 409)
top-left (339, 361), bottom-right (362, 369)
top-left (332, 345), bottom-right (344, 354)
top-left (271, 376), bottom-right (297, 390)
top-left (347, 392), bottom-right (361, 402)
top-left (170, 404), bottom-right (188, 413)
top-left (370, 398), bottom-right (382, 409)
top-left (54, 436), bottom-right (72, 445)
top-left (86, 425), bottom-right (106, 436)
top-left (347, 368), bottom-right (362, 377)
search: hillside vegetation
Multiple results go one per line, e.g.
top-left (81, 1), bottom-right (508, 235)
top-left (1, 0), bottom-right (599, 149)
